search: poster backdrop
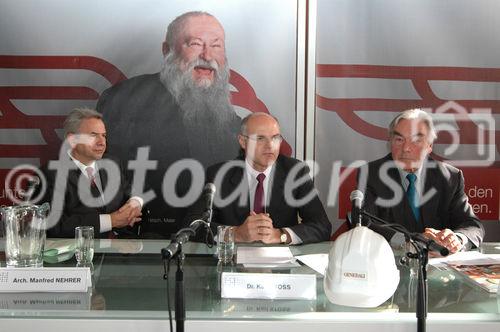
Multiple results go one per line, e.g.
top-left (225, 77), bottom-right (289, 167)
top-left (0, 0), bottom-right (298, 205)
top-left (1, 0), bottom-right (499, 238)
top-left (314, 0), bottom-right (500, 238)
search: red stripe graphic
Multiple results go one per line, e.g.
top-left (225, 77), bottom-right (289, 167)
top-left (316, 64), bottom-right (500, 167)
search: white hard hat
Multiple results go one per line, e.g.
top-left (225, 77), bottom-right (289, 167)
top-left (324, 226), bottom-right (400, 307)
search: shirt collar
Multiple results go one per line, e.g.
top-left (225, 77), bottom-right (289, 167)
top-left (245, 158), bottom-right (273, 180)
top-left (397, 160), bottom-right (425, 190)
top-left (67, 150), bottom-right (97, 176)
top-left (399, 165), bottom-right (424, 179)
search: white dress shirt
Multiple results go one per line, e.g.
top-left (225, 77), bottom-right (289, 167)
top-left (244, 159), bottom-right (302, 245)
top-left (68, 151), bottom-right (143, 233)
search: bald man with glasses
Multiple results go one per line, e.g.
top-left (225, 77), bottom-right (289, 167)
top-left (186, 112), bottom-right (331, 245)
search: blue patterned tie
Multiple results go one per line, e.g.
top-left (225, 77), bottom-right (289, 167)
top-left (406, 173), bottom-right (420, 221)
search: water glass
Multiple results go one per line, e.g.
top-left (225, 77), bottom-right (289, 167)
top-left (75, 226), bottom-right (94, 265)
top-left (217, 226), bottom-right (235, 264)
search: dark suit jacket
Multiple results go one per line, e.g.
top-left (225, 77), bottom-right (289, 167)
top-left (38, 156), bottom-right (134, 238)
top-left (186, 155), bottom-right (332, 244)
top-left (96, 73), bottom-right (240, 236)
top-left (358, 154), bottom-right (484, 249)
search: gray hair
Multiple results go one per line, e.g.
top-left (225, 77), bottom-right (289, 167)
top-left (388, 108), bottom-right (437, 143)
top-left (165, 11), bottom-right (221, 52)
top-left (240, 112), bottom-right (280, 135)
top-left (63, 108), bottom-right (102, 136)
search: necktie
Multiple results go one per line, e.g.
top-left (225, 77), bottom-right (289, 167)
top-left (406, 173), bottom-right (420, 221)
top-left (253, 173), bottom-right (266, 214)
top-left (86, 167), bottom-right (110, 237)
top-left (85, 166), bottom-right (97, 187)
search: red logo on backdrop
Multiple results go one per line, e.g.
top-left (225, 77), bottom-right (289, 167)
top-left (0, 55), bottom-right (290, 204)
top-left (229, 70), bottom-right (292, 155)
top-left (317, 64), bottom-right (499, 220)
top-left (0, 55), bottom-right (127, 166)
top-left (316, 64), bottom-right (499, 165)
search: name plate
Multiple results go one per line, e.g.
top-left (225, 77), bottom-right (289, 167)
top-left (0, 292), bottom-right (91, 310)
top-left (0, 267), bottom-right (91, 293)
top-left (221, 272), bottom-right (316, 300)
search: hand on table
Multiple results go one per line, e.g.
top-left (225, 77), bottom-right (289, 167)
top-left (424, 228), bottom-right (462, 255)
top-left (234, 211), bottom-right (280, 243)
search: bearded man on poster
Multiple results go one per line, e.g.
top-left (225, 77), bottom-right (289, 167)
top-left (97, 11), bottom-right (241, 237)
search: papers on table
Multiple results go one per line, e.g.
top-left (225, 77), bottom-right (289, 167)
top-left (43, 239), bottom-right (76, 264)
top-left (235, 247), bottom-right (330, 272)
top-left (236, 246), bottom-right (300, 268)
top-left (428, 251), bottom-right (500, 265)
top-left (44, 239), bottom-right (75, 257)
top-left (295, 254), bottom-right (329, 276)
top-left (428, 251), bottom-right (500, 293)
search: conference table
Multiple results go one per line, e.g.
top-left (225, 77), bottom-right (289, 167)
top-left (1, 239), bottom-right (499, 332)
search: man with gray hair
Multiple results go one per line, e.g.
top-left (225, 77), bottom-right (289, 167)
top-left (96, 11), bottom-right (240, 237)
top-left (358, 108), bottom-right (484, 253)
top-left (39, 108), bottom-right (143, 238)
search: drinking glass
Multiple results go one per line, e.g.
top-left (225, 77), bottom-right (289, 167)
top-left (75, 226), bottom-right (94, 265)
top-left (217, 226), bottom-right (235, 264)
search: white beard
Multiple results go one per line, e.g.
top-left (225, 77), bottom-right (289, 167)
top-left (159, 52), bottom-right (235, 127)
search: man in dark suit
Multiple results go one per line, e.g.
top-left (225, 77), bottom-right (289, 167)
top-left (39, 108), bottom-right (142, 238)
top-left (187, 113), bottom-right (331, 244)
top-left (96, 11), bottom-right (240, 236)
top-left (358, 109), bottom-right (484, 253)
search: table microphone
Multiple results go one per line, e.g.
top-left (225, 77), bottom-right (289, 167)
top-left (200, 183), bottom-right (216, 225)
top-left (350, 190), bottom-right (364, 226)
top-left (412, 233), bottom-right (450, 257)
top-left (162, 183), bottom-right (217, 259)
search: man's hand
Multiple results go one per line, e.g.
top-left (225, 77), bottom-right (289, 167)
top-left (111, 200), bottom-right (142, 228)
top-left (118, 199), bottom-right (142, 222)
top-left (260, 228), bottom-right (282, 244)
top-left (234, 212), bottom-right (280, 243)
top-left (423, 228), bottom-right (462, 255)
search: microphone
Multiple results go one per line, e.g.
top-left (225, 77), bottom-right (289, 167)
top-left (162, 183), bottom-right (216, 260)
top-left (412, 233), bottom-right (450, 257)
top-left (359, 208), bottom-right (450, 257)
top-left (200, 183), bottom-right (216, 224)
top-left (161, 225), bottom-right (197, 260)
top-left (350, 190), bottom-right (364, 226)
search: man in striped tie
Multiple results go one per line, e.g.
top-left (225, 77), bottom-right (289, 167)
top-left (39, 108), bottom-right (143, 238)
top-left (358, 109), bottom-right (484, 254)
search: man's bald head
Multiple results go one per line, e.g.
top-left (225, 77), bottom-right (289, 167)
top-left (239, 113), bottom-right (282, 172)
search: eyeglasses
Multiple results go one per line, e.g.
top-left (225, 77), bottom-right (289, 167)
top-left (242, 134), bottom-right (283, 145)
top-left (391, 135), bottom-right (427, 146)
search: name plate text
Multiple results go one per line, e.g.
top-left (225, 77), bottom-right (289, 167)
top-left (0, 267), bottom-right (91, 293)
top-left (221, 272), bottom-right (316, 300)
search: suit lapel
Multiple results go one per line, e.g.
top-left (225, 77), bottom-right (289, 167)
top-left (267, 159), bottom-right (285, 226)
top-left (96, 162), bottom-right (108, 192)
top-left (67, 169), bottom-right (81, 188)
top-left (228, 164), bottom-right (250, 222)
top-left (420, 160), bottom-right (439, 229)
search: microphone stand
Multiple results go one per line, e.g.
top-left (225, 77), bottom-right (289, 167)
top-left (360, 209), bottom-right (448, 332)
top-left (174, 245), bottom-right (185, 332)
top-left (161, 219), bottom-right (211, 332)
top-left (161, 227), bottom-right (194, 332)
